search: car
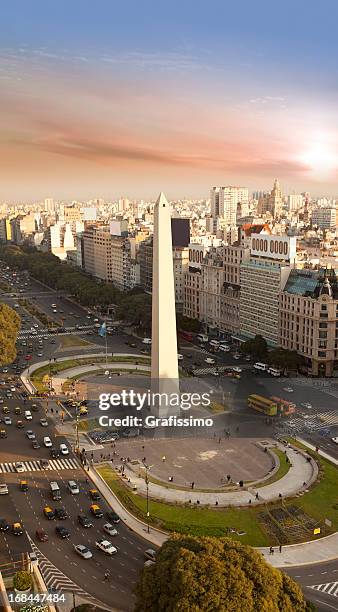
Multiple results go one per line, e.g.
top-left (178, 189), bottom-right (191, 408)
top-left (43, 436), bottom-right (52, 447)
top-left (177, 354), bottom-right (184, 361)
top-left (144, 548), bottom-right (156, 562)
top-left (106, 511), bottom-right (120, 524)
top-left (36, 528), bottom-right (48, 542)
top-left (50, 339), bottom-right (56, 344)
top-left (50, 448), bottom-right (60, 459)
top-left (0, 484), bottom-right (9, 495)
top-left (142, 338), bottom-right (152, 345)
top-left (26, 430), bottom-right (36, 440)
top-left (24, 410), bottom-right (32, 420)
top-left (2, 406), bottom-right (10, 414)
top-left (4, 416), bottom-right (12, 426)
top-left (0, 429), bottom-right (7, 438)
top-left (31, 404), bottom-right (39, 412)
top-left (54, 507), bottom-right (68, 520)
top-left (103, 522), bottom-right (118, 537)
top-left (89, 489), bottom-right (101, 501)
top-left (14, 407), bottom-right (21, 415)
top-left (55, 526), bottom-right (70, 539)
top-left (90, 504), bottom-right (103, 518)
top-left (68, 480), bottom-right (79, 494)
top-left (32, 440), bottom-right (41, 449)
top-left (283, 387), bottom-right (294, 393)
top-left (60, 443), bottom-right (69, 455)
top-left (301, 402), bottom-right (312, 409)
top-left (33, 324), bottom-right (39, 328)
top-left (12, 522), bottom-right (23, 536)
top-left (79, 406), bottom-right (88, 415)
top-left (332, 437), bottom-right (338, 444)
top-left (15, 462), bottom-right (25, 473)
top-left (232, 367), bottom-right (242, 374)
top-left (40, 459), bottom-right (49, 469)
top-left (43, 506), bottom-right (55, 520)
top-left (40, 418), bottom-right (48, 427)
top-left (205, 357), bottom-right (215, 365)
top-left (19, 480), bottom-right (28, 491)
top-left (16, 420), bottom-right (24, 428)
top-left (95, 539), bottom-right (117, 555)
top-left (78, 514), bottom-right (93, 528)
top-left (144, 559), bottom-right (155, 568)
top-left (0, 518), bottom-right (9, 532)
top-left (74, 544), bottom-right (92, 559)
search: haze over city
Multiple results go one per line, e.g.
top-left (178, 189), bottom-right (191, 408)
top-left (1, 0), bottom-right (338, 200)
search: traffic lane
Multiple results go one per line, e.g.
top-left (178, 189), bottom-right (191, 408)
top-left (0, 480), bottom-right (31, 563)
top-left (0, 413), bottom-right (64, 465)
top-left (288, 560), bottom-right (338, 585)
top-left (301, 586), bottom-right (338, 612)
top-left (9, 468), bottom-right (145, 610)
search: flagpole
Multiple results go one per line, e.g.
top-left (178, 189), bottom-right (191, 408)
top-left (105, 318), bottom-right (108, 365)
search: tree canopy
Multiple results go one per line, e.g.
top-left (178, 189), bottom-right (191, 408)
top-left (135, 535), bottom-right (310, 612)
top-left (0, 302), bottom-right (20, 366)
top-left (241, 334), bottom-right (268, 359)
top-left (268, 348), bottom-right (303, 371)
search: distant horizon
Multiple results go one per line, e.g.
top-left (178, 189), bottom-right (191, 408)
top-left (1, 1), bottom-right (338, 200)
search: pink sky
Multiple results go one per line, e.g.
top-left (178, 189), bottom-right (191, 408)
top-left (1, 50), bottom-right (338, 200)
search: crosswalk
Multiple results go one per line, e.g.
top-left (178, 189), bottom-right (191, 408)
top-left (17, 324), bottom-right (94, 340)
top-left (0, 457), bottom-right (80, 473)
top-left (310, 581), bottom-right (338, 598)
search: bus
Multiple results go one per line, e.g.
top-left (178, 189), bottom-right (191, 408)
top-left (248, 394), bottom-right (278, 416)
top-left (268, 367), bottom-right (282, 377)
top-left (253, 362), bottom-right (269, 372)
top-left (270, 397), bottom-right (296, 416)
top-left (178, 330), bottom-right (193, 342)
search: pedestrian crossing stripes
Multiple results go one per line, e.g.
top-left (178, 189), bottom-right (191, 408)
top-left (0, 457), bottom-right (80, 473)
top-left (18, 329), bottom-right (95, 341)
top-left (278, 410), bottom-right (338, 433)
top-left (310, 581), bottom-right (338, 598)
top-left (17, 324), bottom-right (94, 339)
top-left (317, 411), bottom-right (338, 426)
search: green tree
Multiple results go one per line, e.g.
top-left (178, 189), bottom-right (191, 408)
top-left (0, 303), bottom-right (20, 366)
top-left (268, 348), bottom-right (302, 372)
top-left (176, 314), bottom-right (201, 333)
top-left (241, 334), bottom-right (268, 360)
top-left (135, 535), bottom-right (308, 612)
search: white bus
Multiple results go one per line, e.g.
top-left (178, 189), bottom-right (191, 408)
top-left (253, 362), bottom-right (268, 372)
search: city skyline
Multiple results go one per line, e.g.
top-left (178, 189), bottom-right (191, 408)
top-left (1, 1), bottom-right (338, 199)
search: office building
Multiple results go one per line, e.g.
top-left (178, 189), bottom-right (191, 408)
top-left (210, 186), bottom-right (249, 225)
top-left (312, 207), bottom-right (337, 230)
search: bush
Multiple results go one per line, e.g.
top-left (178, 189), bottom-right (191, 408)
top-left (13, 570), bottom-right (33, 591)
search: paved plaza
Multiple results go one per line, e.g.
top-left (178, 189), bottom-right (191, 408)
top-left (116, 437), bottom-right (273, 488)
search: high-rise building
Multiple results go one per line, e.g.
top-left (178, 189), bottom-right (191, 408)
top-left (210, 186), bottom-right (249, 225)
top-left (257, 179), bottom-right (283, 216)
top-left (239, 234), bottom-right (295, 346)
top-left (44, 198), bottom-right (54, 213)
top-left (288, 194), bottom-right (303, 212)
top-left (280, 269), bottom-right (338, 376)
top-left (311, 207), bottom-right (337, 230)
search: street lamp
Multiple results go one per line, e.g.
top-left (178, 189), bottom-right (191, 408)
top-left (142, 461), bottom-right (153, 533)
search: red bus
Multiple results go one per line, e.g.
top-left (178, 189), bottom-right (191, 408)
top-left (178, 330), bottom-right (193, 342)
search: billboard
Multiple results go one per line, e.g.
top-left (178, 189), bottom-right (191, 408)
top-left (188, 244), bottom-right (206, 269)
top-left (250, 234), bottom-right (296, 262)
top-left (171, 218), bottom-right (190, 247)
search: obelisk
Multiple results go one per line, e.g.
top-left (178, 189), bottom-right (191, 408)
top-left (151, 192), bottom-right (179, 417)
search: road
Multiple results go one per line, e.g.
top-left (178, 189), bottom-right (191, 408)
top-left (1, 263), bottom-right (338, 610)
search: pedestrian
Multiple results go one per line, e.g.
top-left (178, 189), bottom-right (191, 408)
top-left (191, 481), bottom-right (195, 489)
top-left (279, 544), bottom-right (282, 553)
top-left (271, 547), bottom-right (274, 555)
top-left (104, 571), bottom-right (109, 581)
top-left (85, 478), bottom-right (88, 484)
top-left (218, 437), bottom-right (221, 444)
top-left (269, 546), bottom-right (273, 555)
top-left (255, 492), bottom-right (259, 500)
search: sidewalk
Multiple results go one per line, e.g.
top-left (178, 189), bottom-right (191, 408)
top-left (89, 461), bottom-right (338, 568)
top-left (120, 444), bottom-right (317, 507)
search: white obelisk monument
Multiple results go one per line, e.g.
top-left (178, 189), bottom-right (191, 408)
top-left (151, 192), bottom-right (179, 416)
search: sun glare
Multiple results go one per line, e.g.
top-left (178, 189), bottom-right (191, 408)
top-left (300, 142), bottom-right (338, 177)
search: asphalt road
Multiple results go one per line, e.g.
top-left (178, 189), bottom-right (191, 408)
top-left (1, 264), bottom-right (338, 610)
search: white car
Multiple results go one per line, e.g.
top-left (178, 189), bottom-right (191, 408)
top-left (283, 387), bottom-right (294, 393)
top-left (74, 544), bottom-right (92, 559)
top-left (37, 353), bottom-right (43, 357)
top-left (15, 462), bottom-right (25, 473)
top-left (103, 523), bottom-right (118, 537)
top-left (177, 354), bottom-right (184, 361)
top-left (232, 367), bottom-right (242, 373)
top-left (332, 437), bottom-right (338, 444)
top-left (26, 430), bottom-right (35, 440)
top-left (301, 402), bottom-right (312, 409)
top-left (60, 443), bottom-right (69, 455)
top-left (43, 436), bottom-right (52, 447)
top-left (24, 411), bottom-right (32, 420)
top-left (4, 417), bottom-right (12, 426)
top-left (95, 539), bottom-right (117, 555)
top-left (0, 484), bottom-right (9, 495)
top-left (205, 357), bottom-right (215, 365)
top-left (142, 338), bottom-right (152, 345)
top-left (33, 324), bottom-right (39, 328)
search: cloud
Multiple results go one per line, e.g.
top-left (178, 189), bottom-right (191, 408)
top-left (250, 96), bottom-right (286, 104)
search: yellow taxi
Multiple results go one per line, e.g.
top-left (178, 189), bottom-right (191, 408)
top-left (12, 522), bottom-right (23, 536)
top-left (19, 480), bottom-right (28, 491)
top-left (89, 504), bottom-right (103, 518)
top-left (43, 506), bottom-right (55, 520)
top-left (89, 489), bottom-right (101, 501)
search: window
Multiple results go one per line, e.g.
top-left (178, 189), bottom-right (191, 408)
top-left (321, 304), bottom-right (327, 311)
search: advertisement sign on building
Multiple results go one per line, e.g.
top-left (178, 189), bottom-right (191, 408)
top-left (250, 234), bottom-right (296, 262)
top-left (188, 244), bottom-right (206, 270)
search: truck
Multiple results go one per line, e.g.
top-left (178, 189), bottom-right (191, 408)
top-left (178, 330), bottom-right (194, 342)
top-left (247, 394), bottom-right (278, 417)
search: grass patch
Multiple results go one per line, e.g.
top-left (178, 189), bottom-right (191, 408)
top-left (31, 355), bottom-right (150, 392)
top-left (97, 464), bottom-right (269, 546)
top-left (256, 449), bottom-right (291, 488)
top-left (77, 418), bottom-right (101, 432)
top-left (207, 401), bottom-right (227, 414)
top-left (58, 335), bottom-right (93, 348)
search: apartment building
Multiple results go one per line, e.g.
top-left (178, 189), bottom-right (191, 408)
top-left (312, 207), bottom-right (337, 230)
top-left (210, 186), bottom-right (249, 225)
top-left (199, 246), bottom-right (224, 332)
top-left (280, 269), bottom-right (338, 376)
